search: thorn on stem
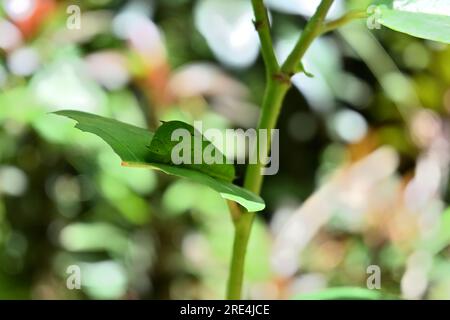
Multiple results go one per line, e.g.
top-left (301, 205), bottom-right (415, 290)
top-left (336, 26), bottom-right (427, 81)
top-left (252, 19), bottom-right (263, 30)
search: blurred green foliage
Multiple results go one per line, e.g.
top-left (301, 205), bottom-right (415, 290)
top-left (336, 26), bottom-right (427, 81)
top-left (0, 0), bottom-right (449, 300)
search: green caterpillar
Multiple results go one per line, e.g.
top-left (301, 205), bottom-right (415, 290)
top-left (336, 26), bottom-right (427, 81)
top-left (147, 121), bottom-right (235, 183)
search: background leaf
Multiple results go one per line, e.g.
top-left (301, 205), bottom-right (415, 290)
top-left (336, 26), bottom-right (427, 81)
top-left (54, 110), bottom-right (265, 212)
top-left (292, 287), bottom-right (391, 300)
top-left (373, 0), bottom-right (450, 43)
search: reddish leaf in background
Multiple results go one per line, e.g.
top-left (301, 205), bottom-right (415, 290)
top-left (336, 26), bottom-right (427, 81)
top-left (14, 0), bottom-right (56, 38)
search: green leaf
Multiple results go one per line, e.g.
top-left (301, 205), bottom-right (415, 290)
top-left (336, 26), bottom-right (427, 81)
top-left (148, 120), bottom-right (235, 182)
top-left (296, 62), bottom-right (314, 78)
top-left (292, 287), bottom-right (391, 300)
top-left (53, 110), bottom-right (265, 212)
top-left (371, 0), bottom-right (450, 43)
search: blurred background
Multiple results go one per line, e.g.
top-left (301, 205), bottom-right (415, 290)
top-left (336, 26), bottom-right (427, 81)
top-left (0, 0), bottom-right (449, 300)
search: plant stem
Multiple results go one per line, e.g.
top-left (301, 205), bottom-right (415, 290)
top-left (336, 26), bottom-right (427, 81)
top-left (226, 80), bottom-right (289, 300)
top-left (250, 0), bottom-right (279, 77)
top-left (226, 0), bottom-right (335, 300)
top-left (321, 10), bottom-right (367, 35)
top-left (281, 0), bottom-right (335, 75)
top-left (243, 81), bottom-right (290, 195)
top-left (226, 205), bottom-right (255, 299)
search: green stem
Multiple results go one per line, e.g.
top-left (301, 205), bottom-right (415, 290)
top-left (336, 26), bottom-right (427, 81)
top-left (226, 206), bottom-right (255, 299)
top-left (226, 0), bottom-right (335, 300)
top-left (281, 0), bottom-right (335, 75)
top-left (243, 81), bottom-right (290, 195)
top-left (321, 10), bottom-right (367, 35)
top-left (250, 0), bottom-right (279, 77)
top-left (226, 81), bottom-right (289, 300)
